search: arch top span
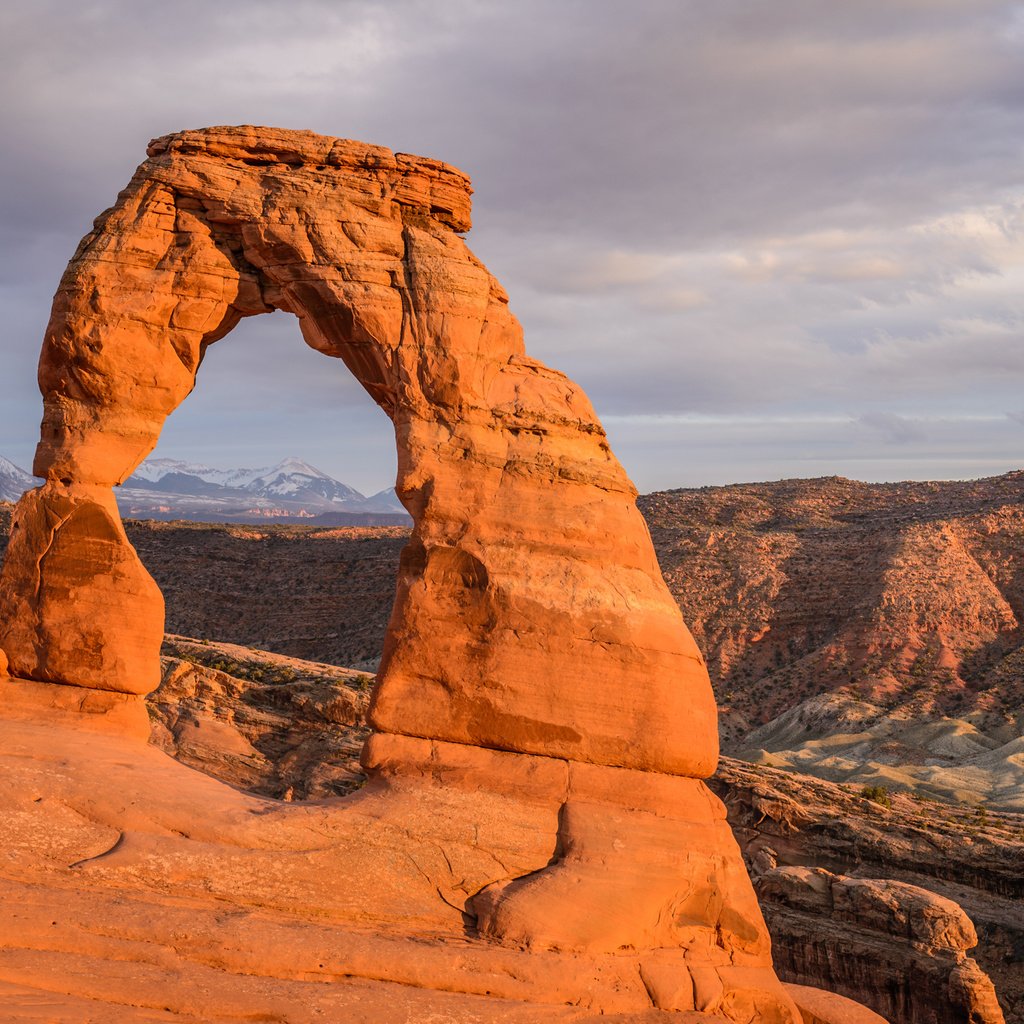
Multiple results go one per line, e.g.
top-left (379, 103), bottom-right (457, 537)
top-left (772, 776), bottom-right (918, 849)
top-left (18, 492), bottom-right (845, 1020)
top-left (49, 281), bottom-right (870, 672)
top-left (36, 125), bottom-right (497, 488)
top-left (146, 125), bottom-right (475, 232)
top-left (2, 124), bottom-right (718, 779)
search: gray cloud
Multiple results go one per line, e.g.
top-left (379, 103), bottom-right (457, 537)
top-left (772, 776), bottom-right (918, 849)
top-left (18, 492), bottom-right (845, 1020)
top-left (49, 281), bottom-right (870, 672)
top-left (1, 1), bottom-right (1023, 491)
top-left (856, 412), bottom-right (928, 445)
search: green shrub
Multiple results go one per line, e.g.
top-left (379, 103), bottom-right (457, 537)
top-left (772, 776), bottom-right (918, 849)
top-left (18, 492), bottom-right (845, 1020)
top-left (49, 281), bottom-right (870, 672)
top-left (860, 785), bottom-right (892, 808)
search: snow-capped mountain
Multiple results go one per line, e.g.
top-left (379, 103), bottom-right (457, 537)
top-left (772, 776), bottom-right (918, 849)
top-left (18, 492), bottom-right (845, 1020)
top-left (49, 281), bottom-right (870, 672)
top-left (236, 458), bottom-right (366, 505)
top-left (0, 456), bottom-right (35, 503)
top-left (128, 458), bottom-right (323, 491)
top-left (0, 453), bottom-right (407, 524)
top-left (118, 456), bottom-right (407, 523)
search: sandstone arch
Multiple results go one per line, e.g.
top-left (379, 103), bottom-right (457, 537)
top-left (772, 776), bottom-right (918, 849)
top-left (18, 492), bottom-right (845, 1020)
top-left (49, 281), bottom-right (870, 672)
top-left (0, 127), bottom-right (864, 1020)
top-left (2, 125), bottom-right (717, 775)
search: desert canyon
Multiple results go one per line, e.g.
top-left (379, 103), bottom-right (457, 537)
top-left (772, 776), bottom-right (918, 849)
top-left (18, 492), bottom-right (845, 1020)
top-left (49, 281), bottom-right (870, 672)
top-left (0, 126), bottom-right (904, 1022)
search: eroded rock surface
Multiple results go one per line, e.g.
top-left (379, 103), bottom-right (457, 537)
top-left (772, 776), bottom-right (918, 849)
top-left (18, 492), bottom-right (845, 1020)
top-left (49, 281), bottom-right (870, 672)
top-left (0, 486), bottom-right (163, 693)
top-left (0, 127), bottom-right (874, 1020)
top-left (1, 125), bottom-right (716, 774)
top-left (152, 636), bottom-right (371, 799)
top-left (714, 758), bottom-right (1018, 1023)
top-left (757, 868), bottom-right (1004, 1024)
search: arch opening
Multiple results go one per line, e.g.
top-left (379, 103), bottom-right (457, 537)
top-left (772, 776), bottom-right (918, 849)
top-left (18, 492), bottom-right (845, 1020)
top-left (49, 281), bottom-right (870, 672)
top-left (120, 309), bottom-right (406, 689)
top-left (125, 308), bottom-right (400, 513)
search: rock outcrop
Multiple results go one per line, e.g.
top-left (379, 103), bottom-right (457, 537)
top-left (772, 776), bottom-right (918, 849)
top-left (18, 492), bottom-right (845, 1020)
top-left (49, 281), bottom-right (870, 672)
top-left (152, 636), bottom-right (371, 799)
top-left (1, 125), bottom-right (716, 774)
top-left (38, 470), bottom-right (1024, 810)
top-left (757, 868), bottom-right (1004, 1024)
top-left (0, 127), bottom-right (872, 1019)
top-left (713, 758), bottom-right (1017, 1023)
top-left (147, 641), bottom-right (1017, 1023)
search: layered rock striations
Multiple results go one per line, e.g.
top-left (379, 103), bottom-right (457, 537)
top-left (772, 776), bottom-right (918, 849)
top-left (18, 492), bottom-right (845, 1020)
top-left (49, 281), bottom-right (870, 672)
top-left (756, 868), bottom-right (1004, 1024)
top-left (714, 758), bottom-right (1017, 1023)
top-left (0, 127), bottom-right (868, 1020)
top-left (640, 474), bottom-right (1024, 739)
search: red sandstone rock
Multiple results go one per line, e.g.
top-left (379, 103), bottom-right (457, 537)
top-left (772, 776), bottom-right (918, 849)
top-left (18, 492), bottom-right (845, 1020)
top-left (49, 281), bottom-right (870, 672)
top-left (0, 126), bottom-right (879, 1020)
top-left (0, 684), bottom-right (814, 1021)
top-left (754, 867), bottom-right (1005, 1024)
top-left (712, 759), bottom-right (1015, 1023)
top-left (2, 125), bottom-right (715, 777)
top-left (0, 484), bottom-right (163, 693)
top-left (785, 985), bottom-right (889, 1024)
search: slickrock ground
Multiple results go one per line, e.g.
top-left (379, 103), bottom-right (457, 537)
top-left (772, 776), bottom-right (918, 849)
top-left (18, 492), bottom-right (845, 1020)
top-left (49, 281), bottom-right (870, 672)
top-left (3, 663), bottom-right (828, 1023)
top-left (0, 673), bottom-right (703, 1024)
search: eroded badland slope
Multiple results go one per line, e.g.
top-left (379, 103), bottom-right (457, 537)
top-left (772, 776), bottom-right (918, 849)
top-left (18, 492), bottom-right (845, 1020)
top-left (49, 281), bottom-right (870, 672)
top-left (641, 472), bottom-right (1024, 809)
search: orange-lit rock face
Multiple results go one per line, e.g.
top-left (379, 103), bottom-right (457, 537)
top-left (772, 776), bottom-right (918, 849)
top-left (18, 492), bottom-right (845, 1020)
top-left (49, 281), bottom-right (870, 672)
top-left (0, 128), bottom-right (869, 1019)
top-left (0, 485), bottom-right (163, 693)
top-left (0, 125), bottom-right (715, 776)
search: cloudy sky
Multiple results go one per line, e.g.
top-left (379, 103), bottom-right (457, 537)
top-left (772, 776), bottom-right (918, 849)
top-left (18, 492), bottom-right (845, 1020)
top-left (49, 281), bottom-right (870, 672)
top-left (2, 0), bottom-right (1023, 494)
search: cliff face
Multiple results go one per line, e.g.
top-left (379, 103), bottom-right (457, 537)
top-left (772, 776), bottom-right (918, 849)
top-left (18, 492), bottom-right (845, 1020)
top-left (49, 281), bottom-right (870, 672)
top-left (712, 759), bottom-right (1020, 1024)
top-left (152, 636), bottom-right (372, 799)
top-left (756, 868), bottom-right (1004, 1024)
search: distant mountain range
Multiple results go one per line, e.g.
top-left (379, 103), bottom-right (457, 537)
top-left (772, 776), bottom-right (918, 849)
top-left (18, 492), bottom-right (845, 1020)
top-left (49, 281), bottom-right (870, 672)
top-left (0, 455), bottom-right (410, 525)
top-left (0, 456), bottom-right (34, 503)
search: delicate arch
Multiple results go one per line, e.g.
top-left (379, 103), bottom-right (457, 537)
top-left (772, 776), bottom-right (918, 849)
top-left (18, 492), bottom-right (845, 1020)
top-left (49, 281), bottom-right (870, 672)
top-left (0, 128), bottom-right (839, 1018)
top-left (0, 125), bottom-right (716, 776)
